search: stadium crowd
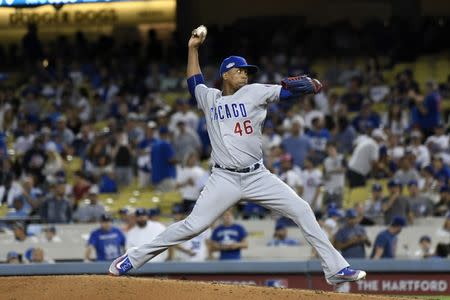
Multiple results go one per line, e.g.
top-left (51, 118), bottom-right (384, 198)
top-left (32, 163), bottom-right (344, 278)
top-left (1, 18), bottom-right (450, 263)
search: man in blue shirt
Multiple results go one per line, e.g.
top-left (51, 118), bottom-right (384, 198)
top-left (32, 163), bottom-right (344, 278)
top-left (151, 127), bottom-right (177, 191)
top-left (411, 81), bottom-right (441, 136)
top-left (281, 120), bottom-right (312, 168)
top-left (210, 210), bottom-right (248, 260)
top-left (351, 101), bottom-right (381, 133)
top-left (85, 214), bottom-right (126, 261)
top-left (334, 209), bottom-right (370, 258)
top-left (306, 117), bottom-right (330, 164)
top-left (432, 155), bottom-right (450, 187)
top-left (267, 224), bottom-right (300, 246)
top-left (370, 216), bottom-right (406, 259)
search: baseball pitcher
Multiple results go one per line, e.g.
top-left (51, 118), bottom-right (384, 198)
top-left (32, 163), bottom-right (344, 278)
top-left (109, 25), bottom-right (366, 286)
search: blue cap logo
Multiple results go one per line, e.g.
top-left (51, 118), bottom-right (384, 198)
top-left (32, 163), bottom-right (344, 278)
top-left (219, 56), bottom-right (258, 77)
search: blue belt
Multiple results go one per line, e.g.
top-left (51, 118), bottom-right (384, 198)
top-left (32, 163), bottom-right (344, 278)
top-left (214, 163), bottom-right (261, 173)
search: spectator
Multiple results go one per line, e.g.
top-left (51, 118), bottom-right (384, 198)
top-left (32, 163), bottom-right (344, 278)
top-left (52, 115), bottom-right (75, 150)
top-left (407, 130), bottom-right (430, 169)
top-left (352, 101), bottom-right (381, 133)
top-left (371, 216), bottom-right (406, 259)
top-left (364, 183), bottom-right (384, 223)
top-left (39, 179), bottom-right (72, 224)
top-left (334, 209), bottom-right (370, 258)
top-left (342, 77), bottom-right (364, 112)
top-left (432, 155), bottom-right (450, 188)
top-left (267, 224), bottom-right (300, 246)
top-left (173, 121), bottom-right (202, 163)
top-left (147, 207), bottom-right (161, 223)
top-left (394, 156), bottom-right (421, 186)
top-left (210, 209), bottom-right (248, 260)
top-left (0, 174), bottom-right (22, 207)
top-left (323, 142), bottom-right (346, 208)
top-left (168, 98), bottom-right (199, 133)
top-left (22, 137), bottom-right (47, 184)
top-left (176, 152), bottom-right (208, 213)
top-left (382, 179), bottom-right (413, 225)
top-left (414, 235), bottom-right (433, 259)
top-left (411, 81), bottom-right (441, 136)
top-left (73, 185), bottom-right (106, 223)
top-left (333, 116), bottom-right (357, 155)
top-left (281, 119), bottom-right (312, 168)
top-left (25, 247), bottom-right (52, 263)
top-left (426, 124), bottom-right (449, 154)
top-left (306, 117), bottom-right (330, 163)
top-left (434, 187), bottom-right (450, 216)
top-left (7, 197), bottom-right (29, 218)
top-left (118, 208), bottom-right (134, 233)
top-left (112, 131), bottom-right (133, 187)
top-left (433, 243), bottom-right (450, 258)
top-left (406, 180), bottom-right (434, 218)
top-left (169, 204), bottom-right (211, 262)
top-left (136, 121), bottom-right (157, 188)
top-left (85, 214), bottom-right (125, 262)
top-left (126, 208), bottom-right (167, 262)
top-left (278, 153), bottom-right (303, 196)
top-left (6, 251), bottom-right (22, 264)
top-left (347, 129), bottom-right (384, 188)
top-left (41, 226), bottom-right (62, 243)
top-left (261, 120), bottom-right (282, 157)
top-left (300, 157), bottom-right (322, 210)
top-left (436, 214), bottom-right (450, 241)
top-left (381, 102), bottom-right (409, 136)
top-left (151, 127), bottom-right (176, 192)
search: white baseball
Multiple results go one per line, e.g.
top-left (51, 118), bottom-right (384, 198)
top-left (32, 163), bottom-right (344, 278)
top-left (193, 25), bottom-right (207, 42)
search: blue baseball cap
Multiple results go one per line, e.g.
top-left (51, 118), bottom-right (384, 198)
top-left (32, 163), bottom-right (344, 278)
top-left (219, 56), bottom-right (258, 77)
top-left (328, 208), bottom-right (343, 218)
top-left (372, 183), bottom-right (382, 192)
top-left (388, 179), bottom-right (402, 188)
top-left (275, 224), bottom-right (286, 231)
top-left (148, 207), bottom-right (161, 217)
top-left (135, 208), bottom-right (147, 217)
top-left (408, 179), bottom-right (418, 187)
top-left (391, 216), bottom-right (406, 227)
top-left (345, 209), bottom-right (358, 219)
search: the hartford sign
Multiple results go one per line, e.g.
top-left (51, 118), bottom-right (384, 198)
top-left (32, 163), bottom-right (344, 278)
top-left (169, 273), bottom-right (450, 295)
top-left (355, 279), bottom-right (448, 292)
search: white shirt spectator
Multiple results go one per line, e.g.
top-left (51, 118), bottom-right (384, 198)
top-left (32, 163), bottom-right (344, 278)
top-left (76, 97), bottom-right (92, 122)
top-left (324, 154), bottom-right (345, 194)
top-left (0, 181), bottom-right (23, 207)
top-left (169, 111), bottom-right (199, 133)
top-left (176, 165), bottom-right (208, 200)
top-left (301, 168), bottom-right (322, 208)
top-left (314, 92), bottom-right (329, 115)
top-left (426, 134), bottom-right (449, 152)
top-left (348, 136), bottom-right (379, 176)
top-left (175, 228), bottom-right (211, 262)
top-left (279, 169), bottom-right (303, 192)
top-left (14, 134), bottom-right (35, 155)
top-left (407, 144), bottom-right (430, 168)
top-left (126, 221), bottom-right (167, 262)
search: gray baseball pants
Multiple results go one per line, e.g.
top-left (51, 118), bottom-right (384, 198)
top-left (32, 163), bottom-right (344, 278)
top-left (127, 166), bottom-right (349, 278)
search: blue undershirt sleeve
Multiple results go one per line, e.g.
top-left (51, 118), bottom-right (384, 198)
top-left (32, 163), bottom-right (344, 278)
top-left (279, 87), bottom-right (293, 100)
top-left (187, 74), bottom-right (205, 100)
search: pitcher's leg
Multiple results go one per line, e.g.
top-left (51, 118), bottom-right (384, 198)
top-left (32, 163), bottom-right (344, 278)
top-left (243, 170), bottom-right (348, 278)
top-left (128, 170), bottom-right (241, 268)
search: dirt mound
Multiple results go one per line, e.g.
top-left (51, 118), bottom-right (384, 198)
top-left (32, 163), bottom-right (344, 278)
top-left (0, 275), bottom-right (406, 300)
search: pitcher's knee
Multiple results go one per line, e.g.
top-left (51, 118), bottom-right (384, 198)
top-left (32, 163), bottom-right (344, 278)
top-left (183, 216), bottom-right (210, 235)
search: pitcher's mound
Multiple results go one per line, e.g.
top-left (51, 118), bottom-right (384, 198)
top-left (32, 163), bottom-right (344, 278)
top-left (0, 275), bottom-right (403, 299)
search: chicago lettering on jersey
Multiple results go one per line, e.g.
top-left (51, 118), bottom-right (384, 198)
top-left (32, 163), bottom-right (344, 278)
top-left (210, 103), bottom-right (247, 121)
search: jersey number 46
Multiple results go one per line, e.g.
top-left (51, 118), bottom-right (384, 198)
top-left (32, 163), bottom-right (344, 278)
top-left (234, 120), bottom-right (253, 136)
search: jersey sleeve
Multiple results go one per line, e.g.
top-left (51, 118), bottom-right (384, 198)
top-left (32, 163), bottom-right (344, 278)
top-left (194, 84), bottom-right (211, 110)
top-left (251, 84), bottom-right (282, 105)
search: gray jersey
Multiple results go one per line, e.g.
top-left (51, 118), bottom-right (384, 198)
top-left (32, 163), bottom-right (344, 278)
top-left (195, 83), bottom-right (281, 168)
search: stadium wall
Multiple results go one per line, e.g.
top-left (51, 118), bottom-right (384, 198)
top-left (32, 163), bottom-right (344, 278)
top-left (1, 259), bottom-right (449, 295)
